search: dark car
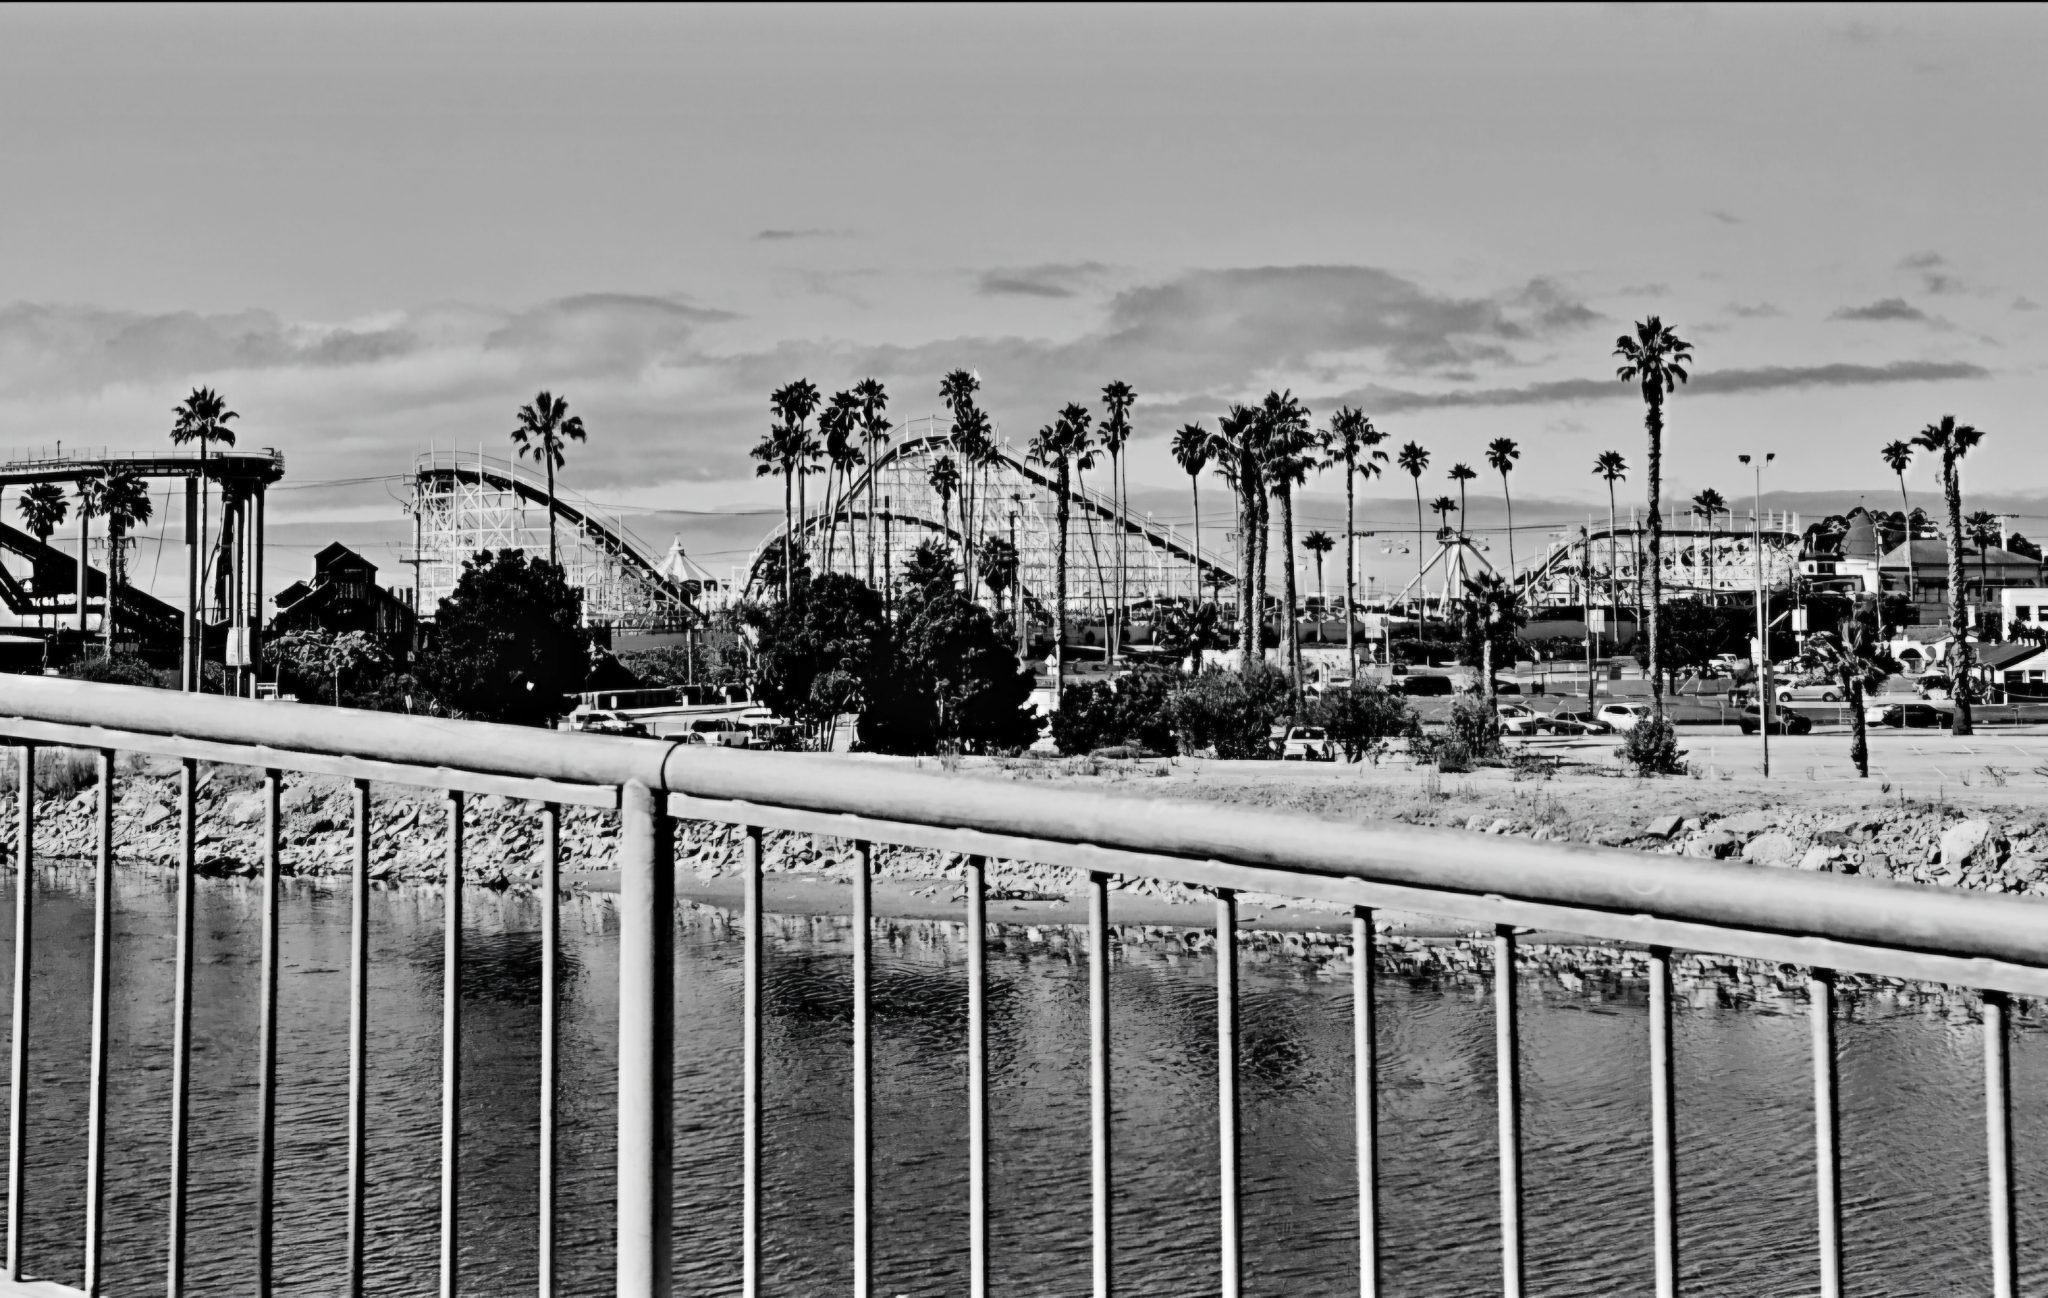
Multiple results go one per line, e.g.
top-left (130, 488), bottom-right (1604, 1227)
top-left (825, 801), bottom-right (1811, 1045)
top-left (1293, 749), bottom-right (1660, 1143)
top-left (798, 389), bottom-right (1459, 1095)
top-left (1400, 674), bottom-right (1455, 697)
top-left (1871, 701), bottom-right (1948, 729)
top-left (1738, 705), bottom-right (1812, 736)
top-left (1548, 708), bottom-right (1611, 735)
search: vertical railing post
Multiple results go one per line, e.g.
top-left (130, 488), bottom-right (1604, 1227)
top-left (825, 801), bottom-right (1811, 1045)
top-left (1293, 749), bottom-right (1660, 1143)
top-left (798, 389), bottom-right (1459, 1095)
top-left (616, 782), bottom-right (674, 1298)
top-left (1353, 906), bottom-right (1379, 1298)
top-left (441, 790), bottom-right (464, 1298)
top-left (742, 824), bottom-right (763, 1298)
top-left (1217, 889), bottom-right (1241, 1298)
top-left (346, 779), bottom-right (371, 1297)
top-left (1088, 871), bottom-right (1113, 1298)
top-left (966, 854), bottom-right (988, 1298)
top-left (1649, 945), bottom-right (1678, 1298)
top-left (167, 758), bottom-right (198, 1296)
top-left (538, 802), bottom-right (560, 1298)
top-left (256, 769), bottom-right (281, 1297)
top-left (853, 840), bottom-right (873, 1298)
top-left (1495, 925), bottom-right (1523, 1298)
top-left (7, 744), bottom-right (32, 1284)
top-left (1985, 990), bottom-right (2016, 1298)
top-left (82, 750), bottom-right (113, 1296)
top-left (1810, 969), bottom-right (1841, 1298)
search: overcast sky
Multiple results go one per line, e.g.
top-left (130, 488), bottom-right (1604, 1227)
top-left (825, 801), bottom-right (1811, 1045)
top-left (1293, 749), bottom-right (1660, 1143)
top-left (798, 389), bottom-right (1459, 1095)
top-left (2, 4), bottom-right (2043, 595)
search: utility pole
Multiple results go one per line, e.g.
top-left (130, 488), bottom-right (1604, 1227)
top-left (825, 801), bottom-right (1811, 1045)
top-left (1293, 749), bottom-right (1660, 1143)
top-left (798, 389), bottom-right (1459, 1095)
top-left (1741, 453), bottom-right (1776, 777)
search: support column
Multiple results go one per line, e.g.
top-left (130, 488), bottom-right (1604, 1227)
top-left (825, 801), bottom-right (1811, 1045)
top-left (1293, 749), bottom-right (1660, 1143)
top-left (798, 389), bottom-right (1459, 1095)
top-left (250, 485), bottom-right (266, 697)
top-left (183, 478), bottom-right (199, 691)
top-left (75, 499), bottom-right (89, 634)
top-left (616, 781), bottom-right (674, 1297)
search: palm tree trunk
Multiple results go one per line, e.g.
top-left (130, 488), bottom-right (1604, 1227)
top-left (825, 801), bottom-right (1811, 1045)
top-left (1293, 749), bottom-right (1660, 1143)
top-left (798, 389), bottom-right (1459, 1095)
top-left (1344, 463), bottom-right (1357, 677)
top-left (546, 458), bottom-right (558, 567)
top-left (782, 469), bottom-right (793, 601)
top-left (1897, 476), bottom-right (1915, 605)
top-left (1055, 467), bottom-right (1070, 706)
top-left (1238, 481), bottom-right (1256, 671)
top-left (1411, 479), bottom-right (1425, 645)
top-left (1946, 455), bottom-right (1974, 735)
top-left (1280, 486), bottom-right (1301, 703)
top-left (1606, 485), bottom-right (1619, 656)
top-left (1501, 473), bottom-right (1516, 585)
top-left (1254, 491), bottom-right (1270, 660)
top-left (1190, 476), bottom-right (1202, 611)
top-left (866, 433), bottom-right (878, 589)
top-left (1848, 671), bottom-right (1869, 777)
top-left (1646, 400), bottom-right (1665, 719)
top-left (104, 519), bottom-right (119, 657)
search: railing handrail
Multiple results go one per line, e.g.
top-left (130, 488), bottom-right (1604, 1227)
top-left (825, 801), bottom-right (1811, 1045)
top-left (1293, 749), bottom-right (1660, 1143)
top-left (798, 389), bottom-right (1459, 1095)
top-left (7, 675), bottom-right (2048, 982)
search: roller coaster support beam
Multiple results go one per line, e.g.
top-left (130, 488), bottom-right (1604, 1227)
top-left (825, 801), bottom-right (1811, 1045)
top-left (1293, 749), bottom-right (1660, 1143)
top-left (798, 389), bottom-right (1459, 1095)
top-left (184, 478), bottom-right (198, 692)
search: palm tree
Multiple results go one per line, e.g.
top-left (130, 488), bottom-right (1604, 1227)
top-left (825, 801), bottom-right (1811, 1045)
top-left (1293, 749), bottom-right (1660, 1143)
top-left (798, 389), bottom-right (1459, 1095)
top-left (1171, 422), bottom-right (1215, 605)
top-left (1691, 488), bottom-right (1727, 605)
top-left (1913, 415), bottom-right (1986, 734)
top-left (1447, 463), bottom-right (1478, 540)
top-left (1100, 380), bottom-right (1136, 667)
top-left (1260, 390), bottom-right (1315, 700)
top-left (1303, 530), bottom-right (1335, 611)
top-left (1614, 316), bottom-right (1695, 720)
top-left (1594, 451), bottom-right (1628, 647)
top-left (78, 468), bottom-right (153, 655)
top-left (1324, 407), bottom-right (1388, 675)
top-left (1879, 439), bottom-right (1917, 605)
top-left (939, 369), bottom-right (986, 589)
top-left (1214, 405), bottom-right (1265, 669)
top-left (1797, 603), bottom-right (1891, 778)
top-left (1462, 571), bottom-right (1522, 714)
top-left (1429, 495), bottom-right (1458, 536)
top-left (510, 391), bottom-right (588, 568)
top-left (17, 482), bottom-right (68, 630)
top-left (1397, 442), bottom-right (1430, 630)
top-left (855, 378), bottom-right (890, 587)
top-left (929, 455), bottom-right (962, 562)
top-left (1026, 405), bottom-right (1096, 705)
top-left (1967, 510), bottom-right (2002, 637)
top-left (818, 390), bottom-right (863, 573)
top-left (979, 535), bottom-right (1020, 613)
top-left (1486, 438), bottom-right (1521, 583)
top-left (169, 385), bottom-right (238, 618)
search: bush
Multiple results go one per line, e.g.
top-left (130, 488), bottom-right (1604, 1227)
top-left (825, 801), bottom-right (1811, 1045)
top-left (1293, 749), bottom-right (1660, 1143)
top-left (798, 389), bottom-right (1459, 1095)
top-left (60, 652), bottom-right (172, 689)
top-left (1051, 671), bottom-right (1179, 757)
top-left (1168, 665), bottom-right (1288, 759)
top-left (1309, 682), bottom-right (1411, 763)
top-left (1620, 715), bottom-right (1687, 776)
top-left (1408, 694), bottom-right (1503, 770)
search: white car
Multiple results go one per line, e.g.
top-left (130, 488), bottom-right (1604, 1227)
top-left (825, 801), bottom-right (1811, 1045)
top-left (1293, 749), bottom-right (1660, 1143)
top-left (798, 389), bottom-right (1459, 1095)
top-left (1596, 702), bottom-right (1651, 732)
top-left (1495, 703), bottom-right (1551, 736)
top-left (1280, 726), bottom-right (1337, 761)
top-left (1778, 683), bottom-right (1844, 703)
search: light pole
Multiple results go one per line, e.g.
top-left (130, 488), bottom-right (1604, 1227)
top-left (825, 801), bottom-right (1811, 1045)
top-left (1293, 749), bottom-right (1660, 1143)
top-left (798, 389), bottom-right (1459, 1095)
top-left (1740, 453), bottom-right (1776, 776)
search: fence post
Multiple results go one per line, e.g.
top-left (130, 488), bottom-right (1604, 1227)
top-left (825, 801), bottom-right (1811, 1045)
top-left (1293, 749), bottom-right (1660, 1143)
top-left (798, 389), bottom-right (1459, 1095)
top-left (617, 781), bottom-right (674, 1298)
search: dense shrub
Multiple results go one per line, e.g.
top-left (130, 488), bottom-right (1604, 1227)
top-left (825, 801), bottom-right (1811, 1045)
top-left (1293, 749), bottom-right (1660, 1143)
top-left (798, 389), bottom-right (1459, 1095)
top-left (1409, 694), bottom-right (1503, 770)
top-left (60, 652), bottom-right (172, 689)
top-left (1051, 670), bottom-right (1180, 756)
top-left (1168, 665), bottom-right (1289, 759)
top-left (1619, 715), bottom-right (1687, 776)
top-left (418, 550), bottom-right (588, 725)
top-left (1308, 682), bottom-right (1411, 763)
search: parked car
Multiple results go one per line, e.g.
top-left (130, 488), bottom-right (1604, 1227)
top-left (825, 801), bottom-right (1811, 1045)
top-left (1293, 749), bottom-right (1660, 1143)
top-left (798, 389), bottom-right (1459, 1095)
top-left (1495, 703), bottom-right (1550, 736)
top-left (1596, 702), bottom-right (1651, 732)
top-left (573, 710), bottom-right (651, 737)
top-left (1547, 709), bottom-right (1610, 735)
top-left (687, 717), bottom-right (754, 747)
top-left (1400, 674), bottom-right (1455, 697)
top-left (1739, 705), bottom-right (1812, 735)
top-left (1866, 701), bottom-right (1948, 729)
top-left (1778, 683), bottom-right (1844, 703)
top-left (1280, 726), bottom-right (1337, 761)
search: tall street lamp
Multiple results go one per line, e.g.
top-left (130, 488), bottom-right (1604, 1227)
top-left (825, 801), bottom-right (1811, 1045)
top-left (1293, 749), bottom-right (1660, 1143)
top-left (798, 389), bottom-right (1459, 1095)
top-left (1740, 453), bottom-right (1776, 777)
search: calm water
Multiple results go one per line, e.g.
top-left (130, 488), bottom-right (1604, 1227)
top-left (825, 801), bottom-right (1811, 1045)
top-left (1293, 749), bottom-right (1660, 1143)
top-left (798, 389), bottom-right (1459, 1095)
top-left (1, 865), bottom-right (2043, 1296)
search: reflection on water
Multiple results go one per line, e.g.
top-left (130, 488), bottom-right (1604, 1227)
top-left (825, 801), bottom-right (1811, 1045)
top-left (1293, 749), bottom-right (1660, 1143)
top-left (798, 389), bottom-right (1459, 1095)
top-left (0, 866), bottom-right (2042, 1296)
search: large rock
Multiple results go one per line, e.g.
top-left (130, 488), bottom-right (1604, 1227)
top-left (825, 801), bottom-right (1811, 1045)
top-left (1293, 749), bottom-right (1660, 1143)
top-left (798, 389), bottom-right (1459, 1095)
top-left (1941, 820), bottom-right (2007, 872)
top-left (221, 790), bottom-right (267, 826)
top-left (1718, 809), bottom-right (1777, 837)
top-left (1743, 832), bottom-right (1803, 867)
top-left (1644, 814), bottom-right (1684, 840)
top-left (1685, 831), bottom-right (1741, 859)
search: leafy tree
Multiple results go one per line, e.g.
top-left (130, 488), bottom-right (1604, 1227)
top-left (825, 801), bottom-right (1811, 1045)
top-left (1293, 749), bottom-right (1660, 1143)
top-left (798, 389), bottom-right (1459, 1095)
top-left (978, 535), bottom-right (1019, 610)
top-left (1614, 316), bottom-right (1694, 720)
top-left (1168, 664), bottom-right (1288, 759)
top-left (418, 550), bottom-right (587, 725)
top-left (753, 571), bottom-right (889, 745)
top-left (1172, 421), bottom-right (1216, 607)
top-left (1326, 407), bottom-right (1389, 673)
top-left (16, 482), bottom-right (69, 629)
top-left (1309, 681), bottom-right (1411, 763)
top-left (1459, 572), bottom-right (1524, 710)
top-left (510, 391), bottom-right (588, 567)
top-left (1618, 715), bottom-right (1687, 776)
top-left (1913, 415), bottom-right (1986, 734)
top-left (2007, 532), bottom-right (2042, 562)
top-left (1051, 670), bottom-right (1177, 756)
top-left (862, 554), bottom-right (1039, 754)
top-left (267, 628), bottom-right (394, 707)
top-left (1797, 602), bottom-right (1897, 778)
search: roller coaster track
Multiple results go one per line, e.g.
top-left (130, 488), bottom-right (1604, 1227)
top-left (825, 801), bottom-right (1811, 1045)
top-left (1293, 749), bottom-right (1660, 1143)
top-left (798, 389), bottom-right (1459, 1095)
top-left (0, 520), bottom-right (183, 634)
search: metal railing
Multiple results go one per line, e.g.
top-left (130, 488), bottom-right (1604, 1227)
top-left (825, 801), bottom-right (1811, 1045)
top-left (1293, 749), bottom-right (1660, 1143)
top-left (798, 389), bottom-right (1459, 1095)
top-left (1, 674), bottom-right (2045, 1296)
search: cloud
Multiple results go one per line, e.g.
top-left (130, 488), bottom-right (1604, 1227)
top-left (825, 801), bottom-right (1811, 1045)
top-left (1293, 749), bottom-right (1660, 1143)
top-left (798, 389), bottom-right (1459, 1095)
top-left (976, 262), bottom-right (1109, 299)
top-left (482, 293), bottom-right (734, 375)
top-left (753, 228), bottom-right (845, 242)
top-left (1830, 297), bottom-right (1930, 323)
top-left (2015, 296), bottom-right (2041, 311)
top-left (1899, 251), bottom-right (1945, 270)
top-left (1338, 359), bottom-right (1987, 414)
top-left (1726, 302), bottom-right (1781, 318)
top-left (1708, 209), bottom-right (1742, 225)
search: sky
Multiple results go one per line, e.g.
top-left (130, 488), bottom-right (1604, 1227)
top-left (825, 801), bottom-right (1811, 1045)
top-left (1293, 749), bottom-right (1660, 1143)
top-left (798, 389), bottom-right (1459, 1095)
top-left (1, 3), bottom-right (2044, 603)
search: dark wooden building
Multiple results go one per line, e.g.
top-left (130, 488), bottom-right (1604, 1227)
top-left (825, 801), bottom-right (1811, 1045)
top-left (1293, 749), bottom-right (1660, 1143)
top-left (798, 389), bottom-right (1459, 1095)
top-left (270, 543), bottom-right (417, 649)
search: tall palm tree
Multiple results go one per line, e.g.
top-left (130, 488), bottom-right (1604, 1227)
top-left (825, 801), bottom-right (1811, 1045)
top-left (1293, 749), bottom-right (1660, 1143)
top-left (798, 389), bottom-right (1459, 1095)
top-left (1429, 495), bottom-right (1458, 535)
top-left (1026, 405), bottom-right (1096, 705)
top-left (17, 482), bottom-right (68, 630)
top-left (1325, 407), bottom-right (1388, 674)
top-left (1967, 510), bottom-right (2002, 637)
top-left (1913, 415), bottom-right (1986, 734)
top-left (1303, 531), bottom-right (1335, 609)
top-left (1797, 603), bottom-right (1890, 778)
top-left (750, 424), bottom-right (795, 598)
top-left (1691, 488), bottom-right (1727, 605)
top-left (510, 390), bottom-right (588, 568)
top-left (1171, 422), bottom-right (1215, 605)
top-left (1260, 390), bottom-right (1315, 700)
top-left (818, 389), bottom-right (862, 573)
top-left (1100, 380), bottom-right (1136, 667)
top-left (855, 377), bottom-right (890, 587)
top-left (1214, 405), bottom-right (1265, 669)
top-left (1447, 463), bottom-right (1478, 540)
top-left (1594, 451), bottom-right (1628, 647)
top-left (1486, 437), bottom-right (1521, 583)
top-left (169, 385), bottom-right (238, 617)
top-left (1880, 439), bottom-right (1916, 605)
top-left (1397, 442), bottom-right (1431, 630)
top-left (928, 455), bottom-right (962, 561)
top-left (938, 369), bottom-right (986, 588)
top-left (78, 468), bottom-right (153, 655)
top-left (1614, 316), bottom-right (1694, 720)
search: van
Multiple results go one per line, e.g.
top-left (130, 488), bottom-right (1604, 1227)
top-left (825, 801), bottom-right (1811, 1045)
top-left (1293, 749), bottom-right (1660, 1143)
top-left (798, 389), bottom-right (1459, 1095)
top-left (1400, 674), bottom-right (1454, 697)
